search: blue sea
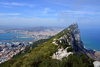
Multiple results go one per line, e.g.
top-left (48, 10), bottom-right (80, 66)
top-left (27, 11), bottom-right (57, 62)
top-left (80, 28), bottom-right (100, 51)
top-left (0, 30), bottom-right (100, 51)
top-left (0, 33), bottom-right (34, 42)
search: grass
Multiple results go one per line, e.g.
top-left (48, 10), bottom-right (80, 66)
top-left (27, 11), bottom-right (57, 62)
top-left (0, 24), bottom-right (94, 67)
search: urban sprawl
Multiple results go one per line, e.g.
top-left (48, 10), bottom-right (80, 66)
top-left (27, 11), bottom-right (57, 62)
top-left (0, 27), bottom-right (63, 63)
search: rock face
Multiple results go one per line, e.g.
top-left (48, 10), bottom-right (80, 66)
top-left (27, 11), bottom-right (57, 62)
top-left (66, 23), bottom-right (100, 61)
top-left (59, 23), bottom-right (85, 52)
top-left (1, 23), bottom-right (100, 67)
top-left (69, 23), bottom-right (84, 52)
top-left (93, 61), bottom-right (100, 67)
top-left (52, 23), bottom-right (83, 60)
top-left (52, 23), bottom-right (100, 62)
top-left (52, 47), bottom-right (73, 60)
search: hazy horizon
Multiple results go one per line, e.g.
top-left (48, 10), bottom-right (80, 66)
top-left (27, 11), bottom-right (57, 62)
top-left (0, 0), bottom-right (100, 28)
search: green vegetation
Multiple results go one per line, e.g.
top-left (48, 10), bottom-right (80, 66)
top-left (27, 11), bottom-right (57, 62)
top-left (0, 24), bottom-right (94, 67)
top-left (67, 47), bottom-right (73, 52)
top-left (39, 52), bottom-right (94, 67)
top-left (0, 40), bottom-right (58, 67)
top-left (12, 39), bottom-right (50, 59)
top-left (0, 39), bottom-right (52, 67)
top-left (56, 40), bottom-right (70, 49)
top-left (54, 28), bottom-right (70, 39)
top-left (1, 50), bottom-right (94, 67)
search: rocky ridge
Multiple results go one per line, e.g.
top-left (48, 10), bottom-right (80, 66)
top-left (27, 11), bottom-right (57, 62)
top-left (1, 23), bottom-right (100, 67)
top-left (58, 23), bottom-right (100, 61)
top-left (52, 23), bottom-right (85, 60)
top-left (52, 23), bottom-right (100, 66)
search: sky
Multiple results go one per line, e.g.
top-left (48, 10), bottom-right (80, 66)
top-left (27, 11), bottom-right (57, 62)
top-left (0, 0), bottom-right (100, 28)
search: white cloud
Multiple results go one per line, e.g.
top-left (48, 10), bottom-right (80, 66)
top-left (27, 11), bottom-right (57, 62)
top-left (57, 10), bottom-right (100, 24)
top-left (32, 7), bottom-right (58, 17)
top-left (60, 10), bottom-right (100, 15)
top-left (0, 16), bottom-right (100, 28)
top-left (0, 13), bottom-right (21, 16)
top-left (47, 1), bottom-right (69, 7)
top-left (57, 9), bottom-right (100, 27)
top-left (0, 17), bottom-right (75, 27)
top-left (0, 2), bottom-right (34, 7)
top-left (0, 17), bottom-right (58, 26)
top-left (42, 8), bottom-right (55, 14)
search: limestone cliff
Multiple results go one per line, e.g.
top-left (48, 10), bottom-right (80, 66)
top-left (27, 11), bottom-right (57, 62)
top-left (68, 23), bottom-right (84, 52)
top-left (0, 23), bottom-right (99, 67)
top-left (52, 23), bottom-right (100, 67)
top-left (55, 23), bottom-right (100, 61)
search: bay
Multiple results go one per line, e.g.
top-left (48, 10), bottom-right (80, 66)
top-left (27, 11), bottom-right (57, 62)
top-left (0, 29), bottom-right (100, 51)
top-left (0, 33), bottom-right (34, 42)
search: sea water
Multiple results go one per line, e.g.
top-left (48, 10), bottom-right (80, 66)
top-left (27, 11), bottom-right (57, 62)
top-left (0, 33), bottom-right (34, 41)
top-left (0, 29), bottom-right (100, 51)
top-left (80, 28), bottom-right (100, 51)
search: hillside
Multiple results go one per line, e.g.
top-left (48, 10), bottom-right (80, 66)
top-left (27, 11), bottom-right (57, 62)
top-left (0, 23), bottom-right (96, 67)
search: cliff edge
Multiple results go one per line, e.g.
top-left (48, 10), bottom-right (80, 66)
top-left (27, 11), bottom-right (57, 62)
top-left (1, 23), bottom-right (99, 67)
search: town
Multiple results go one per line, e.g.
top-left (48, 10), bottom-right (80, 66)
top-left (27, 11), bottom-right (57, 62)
top-left (0, 42), bottom-right (32, 63)
top-left (0, 27), bottom-right (63, 40)
top-left (0, 27), bottom-right (63, 64)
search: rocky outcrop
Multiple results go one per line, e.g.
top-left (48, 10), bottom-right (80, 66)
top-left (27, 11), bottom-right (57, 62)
top-left (53, 23), bottom-right (100, 62)
top-left (52, 23), bottom-right (82, 60)
top-left (94, 51), bottom-right (100, 59)
top-left (69, 23), bottom-right (84, 52)
top-left (52, 47), bottom-right (73, 60)
top-left (93, 61), bottom-right (100, 67)
top-left (65, 23), bottom-right (100, 61)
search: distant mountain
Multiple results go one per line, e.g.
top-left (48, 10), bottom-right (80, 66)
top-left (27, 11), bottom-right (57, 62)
top-left (23, 26), bottom-right (60, 32)
top-left (0, 26), bottom-right (63, 32)
top-left (1, 23), bottom-right (100, 67)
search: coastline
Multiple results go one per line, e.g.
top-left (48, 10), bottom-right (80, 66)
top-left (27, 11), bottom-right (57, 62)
top-left (0, 33), bottom-right (35, 42)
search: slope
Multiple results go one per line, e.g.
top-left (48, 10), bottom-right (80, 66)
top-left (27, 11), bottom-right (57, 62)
top-left (0, 23), bottom-right (94, 67)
